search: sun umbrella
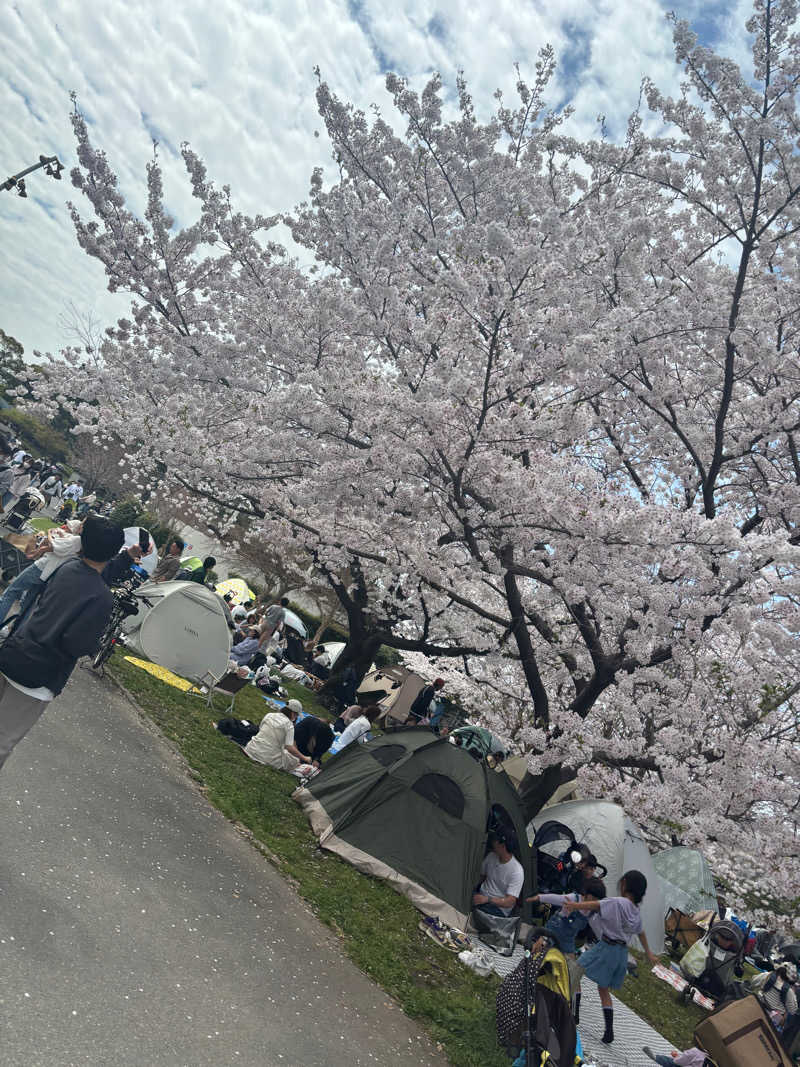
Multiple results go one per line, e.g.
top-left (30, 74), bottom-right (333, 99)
top-left (214, 577), bottom-right (256, 606)
top-left (123, 526), bottom-right (158, 575)
top-left (283, 608), bottom-right (308, 637)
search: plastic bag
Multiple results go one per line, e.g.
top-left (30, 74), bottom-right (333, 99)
top-left (471, 907), bottom-right (521, 956)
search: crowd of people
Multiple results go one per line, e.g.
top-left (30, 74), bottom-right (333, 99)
top-left (210, 595), bottom-right (390, 775)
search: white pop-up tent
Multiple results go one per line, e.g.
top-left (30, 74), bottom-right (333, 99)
top-left (529, 798), bottom-right (665, 953)
top-left (653, 847), bottom-right (718, 916)
top-left (120, 580), bottom-right (232, 684)
top-left (123, 526), bottom-right (159, 575)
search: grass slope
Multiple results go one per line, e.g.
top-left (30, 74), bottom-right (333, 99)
top-left (614, 949), bottom-right (706, 1050)
top-left (107, 652), bottom-right (709, 1059)
top-left (107, 652), bottom-right (505, 1067)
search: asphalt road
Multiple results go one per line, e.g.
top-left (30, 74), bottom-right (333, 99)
top-left (0, 666), bottom-right (448, 1067)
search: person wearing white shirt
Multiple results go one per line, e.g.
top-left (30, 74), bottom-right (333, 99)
top-left (243, 699), bottom-right (314, 775)
top-left (336, 704), bottom-right (381, 750)
top-left (0, 521), bottom-right (83, 625)
top-left (40, 473), bottom-right (63, 511)
top-left (472, 832), bottom-right (525, 917)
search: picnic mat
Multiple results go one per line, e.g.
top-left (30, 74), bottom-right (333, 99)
top-left (123, 656), bottom-right (200, 693)
top-left (472, 942), bottom-right (679, 1067)
top-left (652, 962), bottom-right (715, 1010)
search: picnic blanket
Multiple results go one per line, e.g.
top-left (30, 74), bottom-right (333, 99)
top-left (652, 962), bottom-right (715, 1010)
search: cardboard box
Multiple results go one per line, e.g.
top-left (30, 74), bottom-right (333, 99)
top-left (694, 995), bottom-right (792, 1067)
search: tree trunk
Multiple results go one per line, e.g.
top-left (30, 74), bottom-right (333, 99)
top-left (317, 632), bottom-right (382, 709)
top-left (312, 611), bottom-right (335, 646)
top-left (517, 763), bottom-right (577, 824)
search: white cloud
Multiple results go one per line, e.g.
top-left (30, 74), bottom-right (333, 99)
top-left (0, 0), bottom-right (751, 358)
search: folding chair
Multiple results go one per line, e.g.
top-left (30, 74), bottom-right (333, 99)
top-left (204, 671), bottom-right (251, 716)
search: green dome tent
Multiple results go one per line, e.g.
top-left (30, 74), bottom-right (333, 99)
top-left (653, 846), bottom-right (718, 916)
top-left (294, 729), bottom-right (535, 930)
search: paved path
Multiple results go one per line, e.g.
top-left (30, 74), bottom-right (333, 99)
top-left (0, 666), bottom-right (447, 1067)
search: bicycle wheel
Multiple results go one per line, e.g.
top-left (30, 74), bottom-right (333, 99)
top-left (92, 634), bottom-right (115, 670)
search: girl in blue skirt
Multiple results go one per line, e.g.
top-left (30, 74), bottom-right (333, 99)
top-left (561, 869), bottom-right (659, 1044)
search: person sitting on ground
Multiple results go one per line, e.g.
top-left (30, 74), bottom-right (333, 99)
top-left (76, 491), bottom-right (97, 517)
top-left (292, 714), bottom-right (334, 767)
top-left (0, 520), bottom-right (84, 627)
top-left (152, 536), bottom-right (185, 583)
top-left (185, 555), bottom-right (216, 585)
top-left (333, 702), bottom-right (364, 733)
top-left (406, 677), bottom-right (445, 724)
top-left (336, 704), bottom-right (381, 750)
top-left (258, 597), bottom-right (289, 648)
top-left (750, 961), bottom-right (798, 1023)
top-left (472, 831), bottom-right (525, 917)
top-left (243, 698), bottom-right (314, 775)
top-left (642, 1046), bottom-right (708, 1066)
top-left (231, 602), bottom-right (248, 626)
top-left (309, 644), bottom-right (331, 681)
top-left (63, 479), bottom-right (83, 501)
top-left (229, 627), bottom-right (261, 668)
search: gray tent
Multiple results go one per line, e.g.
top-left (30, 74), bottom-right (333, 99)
top-left (653, 847), bottom-right (718, 916)
top-left (295, 728), bottom-right (534, 930)
top-left (530, 799), bottom-right (665, 953)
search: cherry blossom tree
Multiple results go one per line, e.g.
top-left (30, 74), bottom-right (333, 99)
top-left (32, 2), bottom-right (800, 919)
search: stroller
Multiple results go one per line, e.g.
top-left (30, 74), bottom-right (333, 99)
top-left (665, 907), bottom-right (715, 956)
top-left (4, 487), bottom-right (45, 531)
top-left (532, 820), bottom-right (608, 896)
top-left (496, 928), bottom-right (577, 1067)
top-left (679, 919), bottom-right (748, 1000)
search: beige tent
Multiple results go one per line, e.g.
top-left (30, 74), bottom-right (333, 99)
top-left (357, 666), bottom-right (425, 723)
top-left (503, 758), bottom-right (580, 808)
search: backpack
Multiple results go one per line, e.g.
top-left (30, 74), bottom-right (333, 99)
top-left (215, 717), bottom-right (258, 745)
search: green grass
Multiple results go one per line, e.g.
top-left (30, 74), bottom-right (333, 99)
top-left (614, 948), bottom-right (706, 1050)
top-left (107, 652), bottom-right (505, 1067)
top-left (106, 651), bottom-right (713, 1060)
top-left (30, 517), bottom-right (60, 531)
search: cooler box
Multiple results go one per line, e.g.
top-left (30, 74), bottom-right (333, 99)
top-left (694, 995), bottom-right (792, 1067)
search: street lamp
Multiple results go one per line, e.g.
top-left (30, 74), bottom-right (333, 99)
top-left (1, 154), bottom-right (65, 198)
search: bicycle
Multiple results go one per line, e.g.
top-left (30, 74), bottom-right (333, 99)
top-left (92, 567), bottom-right (150, 671)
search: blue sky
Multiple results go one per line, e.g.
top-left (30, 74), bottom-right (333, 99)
top-left (1, 0), bottom-right (752, 358)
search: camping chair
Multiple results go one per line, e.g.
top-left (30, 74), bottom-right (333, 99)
top-left (204, 671), bottom-right (251, 716)
top-left (666, 907), bottom-right (710, 955)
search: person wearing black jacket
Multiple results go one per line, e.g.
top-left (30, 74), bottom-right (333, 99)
top-left (405, 678), bottom-right (445, 724)
top-left (102, 527), bottom-right (151, 586)
top-left (0, 515), bottom-right (124, 772)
